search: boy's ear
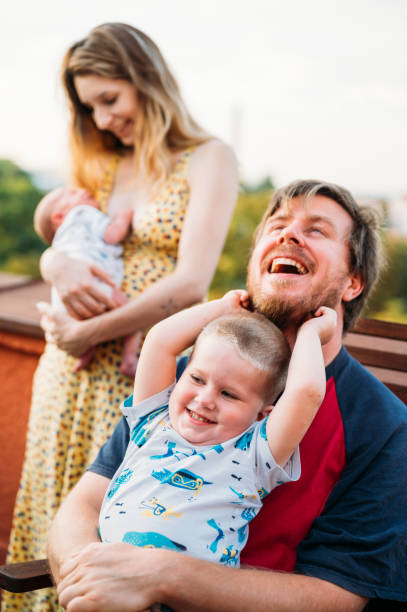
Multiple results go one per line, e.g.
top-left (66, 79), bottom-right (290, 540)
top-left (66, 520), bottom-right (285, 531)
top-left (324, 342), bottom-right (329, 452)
top-left (257, 404), bottom-right (273, 421)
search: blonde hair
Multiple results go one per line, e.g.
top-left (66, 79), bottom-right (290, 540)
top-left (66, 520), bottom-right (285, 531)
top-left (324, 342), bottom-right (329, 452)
top-left (196, 311), bottom-right (291, 403)
top-left (61, 22), bottom-right (210, 194)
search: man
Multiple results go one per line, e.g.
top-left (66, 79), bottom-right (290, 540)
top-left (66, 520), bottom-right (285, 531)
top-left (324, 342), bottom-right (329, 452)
top-left (49, 180), bottom-right (407, 611)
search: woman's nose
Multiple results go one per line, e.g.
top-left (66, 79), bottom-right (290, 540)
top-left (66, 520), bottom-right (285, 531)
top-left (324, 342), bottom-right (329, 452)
top-left (93, 106), bottom-right (113, 130)
top-left (277, 223), bottom-right (304, 246)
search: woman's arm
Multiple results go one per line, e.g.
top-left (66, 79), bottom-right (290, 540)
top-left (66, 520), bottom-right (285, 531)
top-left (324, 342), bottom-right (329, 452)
top-left (42, 140), bottom-right (239, 356)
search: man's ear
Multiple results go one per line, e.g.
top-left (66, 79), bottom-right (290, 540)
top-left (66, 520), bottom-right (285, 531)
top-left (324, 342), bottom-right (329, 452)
top-left (342, 272), bottom-right (364, 303)
top-left (257, 404), bottom-right (273, 421)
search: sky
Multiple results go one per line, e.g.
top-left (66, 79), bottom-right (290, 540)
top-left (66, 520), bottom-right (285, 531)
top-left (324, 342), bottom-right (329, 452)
top-left (1, 0), bottom-right (407, 198)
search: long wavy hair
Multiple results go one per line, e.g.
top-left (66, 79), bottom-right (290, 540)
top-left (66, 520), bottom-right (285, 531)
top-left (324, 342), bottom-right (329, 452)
top-left (61, 22), bottom-right (210, 194)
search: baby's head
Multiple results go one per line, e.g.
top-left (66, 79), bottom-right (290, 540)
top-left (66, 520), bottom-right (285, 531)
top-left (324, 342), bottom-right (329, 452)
top-left (34, 187), bottom-right (99, 244)
top-left (169, 311), bottom-right (290, 446)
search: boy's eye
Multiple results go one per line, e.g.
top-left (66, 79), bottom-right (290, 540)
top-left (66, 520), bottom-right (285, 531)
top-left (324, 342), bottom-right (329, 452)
top-left (190, 373), bottom-right (203, 384)
top-left (221, 389), bottom-right (238, 400)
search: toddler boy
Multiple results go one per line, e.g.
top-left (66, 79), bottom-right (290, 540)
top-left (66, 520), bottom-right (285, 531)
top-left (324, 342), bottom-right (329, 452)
top-left (99, 290), bottom-right (336, 566)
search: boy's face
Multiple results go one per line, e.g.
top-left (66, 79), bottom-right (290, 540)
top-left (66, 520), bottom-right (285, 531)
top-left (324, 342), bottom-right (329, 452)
top-left (169, 336), bottom-right (270, 446)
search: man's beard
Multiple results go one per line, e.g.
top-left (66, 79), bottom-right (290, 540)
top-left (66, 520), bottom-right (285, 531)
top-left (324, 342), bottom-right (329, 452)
top-left (247, 270), bottom-right (346, 330)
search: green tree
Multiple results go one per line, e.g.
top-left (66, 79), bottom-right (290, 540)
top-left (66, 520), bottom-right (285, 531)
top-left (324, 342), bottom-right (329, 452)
top-left (0, 159), bottom-right (46, 276)
top-left (364, 234), bottom-right (407, 322)
top-left (209, 187), bottom-right (272, 297)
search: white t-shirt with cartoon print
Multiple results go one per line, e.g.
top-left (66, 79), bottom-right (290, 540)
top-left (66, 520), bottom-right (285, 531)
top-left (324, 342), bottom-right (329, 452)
top-left (99, 386), bottom-right (301, 567)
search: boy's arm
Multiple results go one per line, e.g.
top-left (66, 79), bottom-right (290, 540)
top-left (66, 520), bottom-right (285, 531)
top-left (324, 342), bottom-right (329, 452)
top-left (266, 307), bottom-right (337, 467)
top-left (104, 209), bottom-right (134, 244)
top-left (132, 290), bottom-right (249, 404)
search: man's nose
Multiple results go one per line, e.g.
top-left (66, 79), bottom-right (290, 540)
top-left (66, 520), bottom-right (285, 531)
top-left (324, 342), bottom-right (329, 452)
top-left (277, 223), bottom-right (304, 246)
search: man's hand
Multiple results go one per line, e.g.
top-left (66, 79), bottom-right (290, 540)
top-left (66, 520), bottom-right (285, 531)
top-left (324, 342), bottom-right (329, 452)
top-left (57, 542), bottom-right (170, 611)
top-left (299, 306), bottom-right (337, 345)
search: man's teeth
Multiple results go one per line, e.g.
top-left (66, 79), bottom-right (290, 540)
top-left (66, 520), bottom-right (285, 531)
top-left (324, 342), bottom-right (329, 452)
top-left (270, 257), bottom-right (307, 275)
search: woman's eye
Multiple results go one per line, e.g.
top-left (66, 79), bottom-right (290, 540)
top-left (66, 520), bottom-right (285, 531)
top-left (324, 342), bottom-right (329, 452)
top-left (104, 97), bottom-right (117, 105)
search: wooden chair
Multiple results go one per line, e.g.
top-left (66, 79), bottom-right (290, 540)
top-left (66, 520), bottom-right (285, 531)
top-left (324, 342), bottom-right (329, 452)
top-left (1, 318), bottom-right (406, 604)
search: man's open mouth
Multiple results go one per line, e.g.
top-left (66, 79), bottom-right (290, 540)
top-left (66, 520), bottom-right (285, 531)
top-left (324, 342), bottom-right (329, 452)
top-left (186, 408), bottom-right (215, 424)
top-left (268, 257), bottom-right (308, 275)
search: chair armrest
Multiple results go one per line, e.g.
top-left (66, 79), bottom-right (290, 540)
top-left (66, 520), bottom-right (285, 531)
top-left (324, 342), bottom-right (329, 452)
top-left (0, 558), bottom-right (53, 592)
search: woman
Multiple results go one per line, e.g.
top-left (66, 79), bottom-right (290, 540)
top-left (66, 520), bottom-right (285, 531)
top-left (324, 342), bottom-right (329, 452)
top-left (4, 22), bottom-right (238, 611)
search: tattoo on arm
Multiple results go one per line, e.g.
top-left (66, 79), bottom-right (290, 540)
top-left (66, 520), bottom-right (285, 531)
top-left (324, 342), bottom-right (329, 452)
top-left (160, 298), bottom-right (180, 317)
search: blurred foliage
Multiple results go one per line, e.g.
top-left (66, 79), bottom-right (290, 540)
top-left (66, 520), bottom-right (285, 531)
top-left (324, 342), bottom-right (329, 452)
top-left (0, 159), bottom-right (45, 276)
top-left (363, 234), bottom-right (407, 323)
top-left (209, 185), bottom-right (273, 298)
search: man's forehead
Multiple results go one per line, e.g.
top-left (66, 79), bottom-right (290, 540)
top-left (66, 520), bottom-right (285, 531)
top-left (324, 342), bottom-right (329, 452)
top-left (270, 194), bottom-right (338, 215)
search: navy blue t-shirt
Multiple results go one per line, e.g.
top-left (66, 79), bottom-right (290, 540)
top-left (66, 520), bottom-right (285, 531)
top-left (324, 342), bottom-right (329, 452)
top-left (88, 349), bottom-right (407, 602)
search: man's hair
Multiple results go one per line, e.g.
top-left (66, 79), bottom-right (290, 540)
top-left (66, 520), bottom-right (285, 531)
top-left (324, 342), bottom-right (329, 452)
top-left (252, 179), bottom-right (383, 332)
top-left (196, 311), bottom-right (291, 403)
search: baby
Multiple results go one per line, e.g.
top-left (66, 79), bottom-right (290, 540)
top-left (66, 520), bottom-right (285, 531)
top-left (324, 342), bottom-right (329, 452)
top-left (34, 187), bottom-right (141, 375)
top-left (99, 290), bottom-right (336, 567)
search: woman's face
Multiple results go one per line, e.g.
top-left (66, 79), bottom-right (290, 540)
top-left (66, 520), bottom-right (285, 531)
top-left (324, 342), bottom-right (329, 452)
top-left (74, 74), bottom-right (139, 145)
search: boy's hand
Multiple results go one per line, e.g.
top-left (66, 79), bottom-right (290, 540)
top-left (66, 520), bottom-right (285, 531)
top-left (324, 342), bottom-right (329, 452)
top-left (220, 289), bottom-right (250, 313)
top-left (300, 306), bottom-right (337, 345)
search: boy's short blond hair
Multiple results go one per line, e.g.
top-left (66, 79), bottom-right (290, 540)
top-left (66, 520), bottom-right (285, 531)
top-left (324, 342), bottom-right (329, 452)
top-left (196, 311), bottom-right (291, 403)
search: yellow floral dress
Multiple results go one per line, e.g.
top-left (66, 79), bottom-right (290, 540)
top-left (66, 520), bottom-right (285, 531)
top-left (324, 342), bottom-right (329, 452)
top-left (3, 148), bottom-right (194, 611)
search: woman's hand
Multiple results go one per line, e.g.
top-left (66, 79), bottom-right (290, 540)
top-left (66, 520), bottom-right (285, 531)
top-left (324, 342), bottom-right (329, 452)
top-left (37, 302), bottom-right (93, 356)
top-left (40, 250), bottom-right (116, 319)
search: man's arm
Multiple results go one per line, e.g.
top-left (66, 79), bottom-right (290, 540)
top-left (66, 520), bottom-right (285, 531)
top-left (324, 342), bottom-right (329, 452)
top-left (47, 471), bottom-right (109, 583)
top-left (266, 307), bottom-right (337, 466)
top-left (133, 290), bottom-right (248, 403)
top-left (56, 543), bottom-right (368, 612)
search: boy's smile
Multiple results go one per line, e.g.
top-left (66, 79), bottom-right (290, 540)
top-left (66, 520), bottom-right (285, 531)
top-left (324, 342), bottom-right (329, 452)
top-left (168, 336), bottom-right (270, 446)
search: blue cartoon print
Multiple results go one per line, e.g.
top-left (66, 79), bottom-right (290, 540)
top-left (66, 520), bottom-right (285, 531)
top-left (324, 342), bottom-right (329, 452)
top-left (151, 468), bottom-right (212, 496)
top-left (131, 405), bottom-right (168, 447)
top-left (220, 545), bottom-right (239, 566)
top-left (122, 531), bottom-right (186, 551)
top-left (260, 417), bottom-right (268, 440)
top-left (107, 468), bottom-right (133, 499)
top-left (207, 518), bottom-right (224, 553)
top-left (235, 430), bottom-right (254, 451)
